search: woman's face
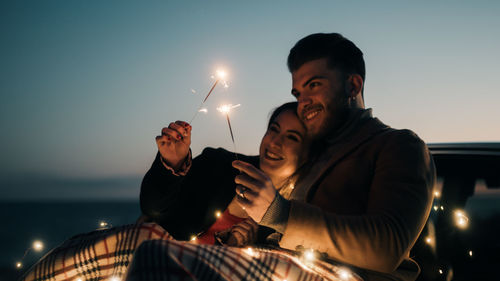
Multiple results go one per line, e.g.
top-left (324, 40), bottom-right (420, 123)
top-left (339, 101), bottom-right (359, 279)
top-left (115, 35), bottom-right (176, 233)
top-left (259, 109), bottom-right (307, 185)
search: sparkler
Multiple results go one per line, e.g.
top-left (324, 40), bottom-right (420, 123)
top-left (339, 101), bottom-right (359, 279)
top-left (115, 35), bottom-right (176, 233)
top-left (217, 104), bottom-right (240, 156)
top-left (190, 69), bottom-right (228, 123)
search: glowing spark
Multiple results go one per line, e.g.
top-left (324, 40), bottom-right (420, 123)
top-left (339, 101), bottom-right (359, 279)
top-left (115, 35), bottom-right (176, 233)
top-left (76, 278), bottom-right (83, 281)
top-left (216, 69), bottom-right (227, 79)
top-left (215, 211), bottom-right (221, 218)
top-left (303, 249), bottom-right (315, 261)
top-left (438, 269), bottom-right (443, 274)
top-left (454, 209), bottom-right (469, 229)
top-left (109, 276), bottom-right (121, 281)
top-left (33, 240), bottom-right (44, 252)
top-left (16, 262), bottom-right (22, 269)
top-left (440, 205), bottom-right (444, 211)
top-left (425, 237), bottom-right (432, 244)
top-left (434, 191), bottom-right (441, 198)
top-left (216, 104), bottom-right (240, 114)
top-left (433, 205), bottom-right (438, 211)
top-left (198, 108), bottom-right (208, 113)
top-left (190, 235), bottom-right (197, 242)
top-left (469, 250), bottom-right (473, 257)
top-left (99, 221), bottom-right (109, 228)
top-left (338, 268), bottom-right (351, 280)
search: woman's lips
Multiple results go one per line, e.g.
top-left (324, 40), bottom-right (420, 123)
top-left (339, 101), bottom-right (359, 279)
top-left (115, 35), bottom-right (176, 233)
top-left (264, 149), bottom-right (283, 161)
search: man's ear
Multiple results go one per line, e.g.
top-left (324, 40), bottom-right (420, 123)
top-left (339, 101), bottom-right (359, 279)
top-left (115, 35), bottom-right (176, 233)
top-left (345, 74), bottom-right (363, 98)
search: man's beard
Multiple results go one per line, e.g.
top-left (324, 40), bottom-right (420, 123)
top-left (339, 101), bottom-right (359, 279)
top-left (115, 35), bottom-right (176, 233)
top-left (309, 94), bottom-right (349, 141)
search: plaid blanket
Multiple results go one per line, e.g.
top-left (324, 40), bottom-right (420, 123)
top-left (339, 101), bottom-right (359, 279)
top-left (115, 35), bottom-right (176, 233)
top-left (21, 223), bottom-right (363, 281)
top-left (20, 223), bottom-right (172, 281)
top-left (125, 239), bottom-right (363, 281)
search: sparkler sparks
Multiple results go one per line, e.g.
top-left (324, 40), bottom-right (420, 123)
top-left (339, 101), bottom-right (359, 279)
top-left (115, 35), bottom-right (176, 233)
top-left (454, 209), bottom-right (469, 229)
top-left (190, 68), bottom-right (230, 123)
top-left (217, 104), bottom-right (240, 150)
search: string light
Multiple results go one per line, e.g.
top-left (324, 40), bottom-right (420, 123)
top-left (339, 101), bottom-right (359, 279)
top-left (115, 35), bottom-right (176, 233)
top-left (99, 221), bottom-right (110, 229)
top-left (33, 240), bottom-right (44, 252)
top-left (338, 268), bottom-right (352, 280)
top-left (453, 209), bottom-right (469, 229)
top-left (303, 249), bottom-right (316, 262)
top-left (425, 237), bottom-right (432, 244)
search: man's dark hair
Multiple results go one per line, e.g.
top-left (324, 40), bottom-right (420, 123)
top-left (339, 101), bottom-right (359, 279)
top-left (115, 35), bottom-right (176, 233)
top-left (287, 33), bottom-right (365, 83)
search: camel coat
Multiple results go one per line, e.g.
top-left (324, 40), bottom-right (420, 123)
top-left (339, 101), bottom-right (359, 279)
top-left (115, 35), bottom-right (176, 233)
top-left (262, 109), bottom-right (435, 281)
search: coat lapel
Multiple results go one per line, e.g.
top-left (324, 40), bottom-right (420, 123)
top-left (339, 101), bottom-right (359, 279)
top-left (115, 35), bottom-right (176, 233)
top-left (291, 117), bottom-right (391, 201)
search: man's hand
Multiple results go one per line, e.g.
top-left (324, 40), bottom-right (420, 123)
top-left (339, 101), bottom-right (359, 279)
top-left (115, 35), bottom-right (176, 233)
top-left (155, 121), bottom-right (191, 171)
top-left (225, 218), bottom-right (258, 247)
top-left (232, 160), bottom-right (277, 222)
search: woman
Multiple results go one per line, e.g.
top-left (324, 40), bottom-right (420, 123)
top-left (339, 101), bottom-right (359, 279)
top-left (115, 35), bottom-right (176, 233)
top-left (140, 101), bottom-right (308, 245)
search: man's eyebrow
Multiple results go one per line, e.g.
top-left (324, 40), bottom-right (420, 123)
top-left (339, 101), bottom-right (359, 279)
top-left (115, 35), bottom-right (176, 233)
top-left (302, 75), bottom-right (327, 88)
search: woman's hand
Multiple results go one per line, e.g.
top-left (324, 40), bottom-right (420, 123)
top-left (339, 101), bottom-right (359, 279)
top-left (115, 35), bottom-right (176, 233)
top-left (232, 160), bottom-right (277, 222)
top-left (155, 121), bottom-right (191, 170)
top-left (225, 218), bottom-right (258, 247)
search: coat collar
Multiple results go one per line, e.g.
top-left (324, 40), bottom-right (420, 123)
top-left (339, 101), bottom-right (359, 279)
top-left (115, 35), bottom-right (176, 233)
top-left (291, 109), bottom-right (391, 201)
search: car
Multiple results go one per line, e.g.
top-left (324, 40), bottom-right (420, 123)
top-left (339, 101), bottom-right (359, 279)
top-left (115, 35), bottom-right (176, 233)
top-left (412, 143), bottom-right (500, 281)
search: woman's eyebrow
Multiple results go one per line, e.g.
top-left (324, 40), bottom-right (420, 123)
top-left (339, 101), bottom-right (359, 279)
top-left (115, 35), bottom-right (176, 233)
top-left (287, 129), bottom-right (303, 137)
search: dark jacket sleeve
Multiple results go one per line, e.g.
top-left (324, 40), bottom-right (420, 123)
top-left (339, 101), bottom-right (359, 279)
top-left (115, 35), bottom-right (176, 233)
top-left (275, 130), bottom-right (435, 273)
top-left (140, 147), bottom-right (259, 240)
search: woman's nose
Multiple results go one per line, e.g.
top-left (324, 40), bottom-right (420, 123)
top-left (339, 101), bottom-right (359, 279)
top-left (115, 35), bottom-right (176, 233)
top-left (269, 135), bottom-right (282, 148)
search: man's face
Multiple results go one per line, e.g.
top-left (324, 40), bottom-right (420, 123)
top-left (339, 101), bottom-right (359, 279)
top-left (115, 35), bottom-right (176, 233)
top-left (291, 58), bottom-right (348, 139)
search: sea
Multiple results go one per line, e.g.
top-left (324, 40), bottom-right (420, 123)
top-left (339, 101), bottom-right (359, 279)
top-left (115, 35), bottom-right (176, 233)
top-left (0, 201), bottom-right (140, 281)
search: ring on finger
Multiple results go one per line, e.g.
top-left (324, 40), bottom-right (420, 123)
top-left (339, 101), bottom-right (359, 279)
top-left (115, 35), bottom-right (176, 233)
top-left (238, 187), bottom-right (248, 199)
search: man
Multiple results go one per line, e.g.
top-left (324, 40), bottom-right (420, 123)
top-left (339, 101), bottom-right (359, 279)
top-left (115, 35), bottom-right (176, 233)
top-left (234, 33), bottom-right (435, 280)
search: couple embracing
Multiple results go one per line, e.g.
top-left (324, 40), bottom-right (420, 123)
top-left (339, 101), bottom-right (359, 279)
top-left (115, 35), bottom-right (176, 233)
top-left (21, 33), bottom-right (435, 281)
top-left (138, 33), bottom-right (435, 281)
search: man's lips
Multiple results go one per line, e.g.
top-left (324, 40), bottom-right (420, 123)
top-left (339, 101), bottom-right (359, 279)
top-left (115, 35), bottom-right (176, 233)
top-left (302, 106), bottom-right (323, 122)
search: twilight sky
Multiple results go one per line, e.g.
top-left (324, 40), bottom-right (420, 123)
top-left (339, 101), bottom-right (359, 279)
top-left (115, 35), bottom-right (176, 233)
top-left (1, 0), bottom-right (499, 200)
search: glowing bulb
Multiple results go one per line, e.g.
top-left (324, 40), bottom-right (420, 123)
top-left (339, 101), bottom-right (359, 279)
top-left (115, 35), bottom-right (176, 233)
top-left (440, 206), bottom-right (444, 211)
top-left (454, 209), bottom-right (469, 229)
top-left (215, 211), bottom-right (221, 218)
top-left (425, 237), bottom-right (432, 244)
top-left (338, 268), bottom-right (351, 280)
top-left (99, 221), bottom-right (109, 228)
top-left (469, 250), bottom-right (473, 257)
top-left (190, 235), bottom-right (197, 242)
top-left (33, 240), bottom-right (44, 251)
top-left (245, 247), bottom-right (255, 257)
top-left (16, 262), bottom-right (22, 269)
top-left (438, 269), bottom-right (443, 274)
top-left (303, 249), bottom-right (315, 261)
top-left (434, 191), bottom-right (441, 198)
top-left (433, 205), bottom-right (438, 211)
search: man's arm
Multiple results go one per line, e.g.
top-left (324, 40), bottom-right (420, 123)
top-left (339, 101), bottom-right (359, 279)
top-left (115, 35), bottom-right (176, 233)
top-left (263, 131), bottom-right (435, 273)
